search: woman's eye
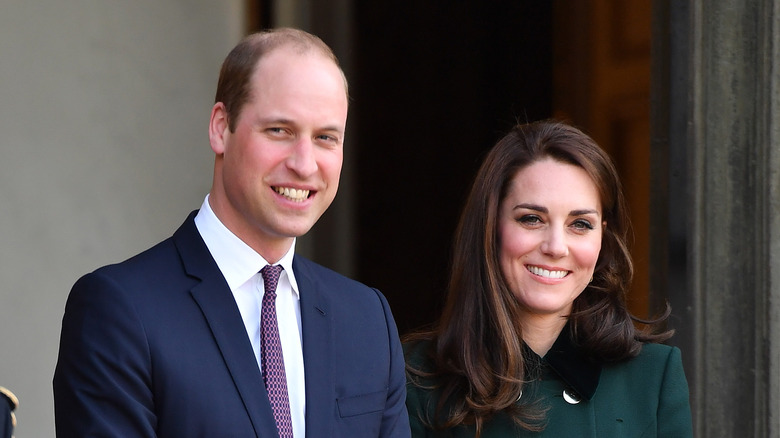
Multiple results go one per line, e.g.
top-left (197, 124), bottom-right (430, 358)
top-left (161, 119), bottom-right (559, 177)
top-left (518, 215), bottom-right (542, 225)
top-left (572, 219), bottom-right (594, 230)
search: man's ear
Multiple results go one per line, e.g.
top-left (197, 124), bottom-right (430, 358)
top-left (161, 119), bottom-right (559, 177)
top-left (209, 102), bottom-right (229, 155)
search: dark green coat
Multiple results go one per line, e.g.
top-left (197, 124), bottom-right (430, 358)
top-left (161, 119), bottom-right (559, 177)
top-left (405, 335), bottom-right (693, 437)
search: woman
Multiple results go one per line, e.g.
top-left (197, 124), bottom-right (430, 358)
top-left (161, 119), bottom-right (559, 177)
top-left (405, 120), bottom-right (692, 437)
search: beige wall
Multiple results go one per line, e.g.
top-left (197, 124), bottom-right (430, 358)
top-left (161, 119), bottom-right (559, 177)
top-left (0, 1), bottom-right (244, 436)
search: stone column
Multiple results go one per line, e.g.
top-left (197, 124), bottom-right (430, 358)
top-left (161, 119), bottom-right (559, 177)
top-left (651, 0), bottom-right (780, 436)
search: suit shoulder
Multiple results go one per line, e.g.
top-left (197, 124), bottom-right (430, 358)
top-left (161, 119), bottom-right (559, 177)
top-left (86, 212), bottom-right (198, 281)
top-left (294, 257), bottom-right (395, 324)
top-left (90, 237), bottom-right (178, 279)
top-left (71, 233), bottom-right (187, 302)
top-left (293, 256), bottom-right (374, 292)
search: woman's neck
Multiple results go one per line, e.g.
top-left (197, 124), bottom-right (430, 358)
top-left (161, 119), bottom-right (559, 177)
top-left (521, 314), bottom-right (568, 357)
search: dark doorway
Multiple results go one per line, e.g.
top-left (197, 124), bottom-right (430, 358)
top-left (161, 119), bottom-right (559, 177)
top-left (350, 2), bottom-right (554, 334)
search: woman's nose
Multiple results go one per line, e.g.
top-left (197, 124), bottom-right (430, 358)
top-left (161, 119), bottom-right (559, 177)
top-left (540, 228), bottom-right (569, 258)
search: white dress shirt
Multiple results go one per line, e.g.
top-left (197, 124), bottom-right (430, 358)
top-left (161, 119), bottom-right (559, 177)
top-left (194, 196), bottom-right (306, 438)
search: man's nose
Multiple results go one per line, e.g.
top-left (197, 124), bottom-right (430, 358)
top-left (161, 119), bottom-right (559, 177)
top-left (286, 137), bottom-right (318, 178)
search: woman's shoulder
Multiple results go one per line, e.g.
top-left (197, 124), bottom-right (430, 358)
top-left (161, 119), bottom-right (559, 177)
top-left (404, 339), bottom-right (440, 393)
top-left (403, 338), bottom-right (443, 402)
top-left (403, 338), bottom-right (435, 368)
top-left (601, 342), bottom-right (685, 385)
top-left (588, 342), bottom-right (692, 437)
top-left (636, 342), bottom-right (682, 364)
top-left (403, 338), bottom-right (444, 432)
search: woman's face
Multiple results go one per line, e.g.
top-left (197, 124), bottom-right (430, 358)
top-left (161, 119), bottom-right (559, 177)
top-left (498, 158), bottom-right (604, 319)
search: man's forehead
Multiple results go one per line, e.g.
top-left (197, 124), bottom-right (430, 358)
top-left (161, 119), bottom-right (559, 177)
top-left (249, 49), bottom-right (348, 99)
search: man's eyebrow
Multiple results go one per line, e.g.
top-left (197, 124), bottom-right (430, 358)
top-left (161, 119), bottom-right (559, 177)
top-left (256, 118), bottom-right (344, 133)
top-left (256, 117), bottom-right (293, 125)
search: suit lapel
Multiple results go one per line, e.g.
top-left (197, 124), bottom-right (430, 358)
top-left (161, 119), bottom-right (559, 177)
top-left (173, 213), bottom-right (279, 438)
top-left (295, 257), bottom-right (334, 437)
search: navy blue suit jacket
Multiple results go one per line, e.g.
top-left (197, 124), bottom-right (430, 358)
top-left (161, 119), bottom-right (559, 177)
top-left (54, 212), bottom-right (410, 437)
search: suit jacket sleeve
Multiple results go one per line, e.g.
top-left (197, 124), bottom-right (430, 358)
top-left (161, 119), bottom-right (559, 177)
top-left (375, 289), bottom-right (412, 438)
top-left (657, 346), bottom-right (693, 437)
top-left (53, 271), bottom-right (157, 437)
top-left (0, 403), bottom-right (9, 438)
top-left (0, 388), bottom-right (14, 438)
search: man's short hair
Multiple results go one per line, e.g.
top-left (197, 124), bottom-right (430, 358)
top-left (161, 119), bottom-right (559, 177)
top-left (214, 28), bottom-right (348, 132)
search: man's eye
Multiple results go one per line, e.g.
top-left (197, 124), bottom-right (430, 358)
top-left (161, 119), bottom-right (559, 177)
top-left (316, 134), bottom-right (338, 142)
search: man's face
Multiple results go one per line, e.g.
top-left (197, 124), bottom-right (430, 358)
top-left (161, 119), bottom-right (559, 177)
top-left (209, 48), bottom-right (348, 260)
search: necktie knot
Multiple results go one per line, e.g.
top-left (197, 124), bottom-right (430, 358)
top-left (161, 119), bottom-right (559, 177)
top-left (260, 264), bottom-right (284, 298)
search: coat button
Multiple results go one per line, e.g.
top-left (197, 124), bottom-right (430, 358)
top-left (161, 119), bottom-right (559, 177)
top-left (563, 388), bottom-right (582, 404)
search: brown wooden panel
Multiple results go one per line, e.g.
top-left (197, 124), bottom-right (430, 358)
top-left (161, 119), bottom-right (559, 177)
top-left (608, 0), bottom-right (652, 60)
top-left (553, 0), bottom-right (653, 318)
top-left (608, 96), bottom-right (651, 317)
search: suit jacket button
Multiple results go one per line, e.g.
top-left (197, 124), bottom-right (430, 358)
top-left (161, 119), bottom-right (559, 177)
top-left (563, 388), bottom-right (581, 404)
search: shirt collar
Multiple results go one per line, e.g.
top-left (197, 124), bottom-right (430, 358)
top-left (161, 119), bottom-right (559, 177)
top-left (274, 241), bottom-right (299, 296)
top-left (193, 195), bottom-right (300, 298)
top-left (541, 323), bottom-right (602, 401)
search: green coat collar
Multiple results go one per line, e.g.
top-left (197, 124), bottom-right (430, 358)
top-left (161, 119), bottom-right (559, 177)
top-left (531, 325), bottom-right (602, 401)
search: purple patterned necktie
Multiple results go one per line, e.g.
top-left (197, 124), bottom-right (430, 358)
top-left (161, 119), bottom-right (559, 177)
top-left (260, 264), bottom-right (294, 438)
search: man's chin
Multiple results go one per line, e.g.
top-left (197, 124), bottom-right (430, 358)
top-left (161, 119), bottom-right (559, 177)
top-left (275, 222), bottom-right (318, 239)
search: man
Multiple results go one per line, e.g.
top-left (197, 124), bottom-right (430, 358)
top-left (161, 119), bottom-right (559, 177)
top-left (53, 28), bottom-right (409, 437)
top-left (0, 387), bottom-right (17, 438)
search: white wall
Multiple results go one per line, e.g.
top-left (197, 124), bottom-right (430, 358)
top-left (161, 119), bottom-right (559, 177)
top-left (0, 1), bottom-right (244, 436)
